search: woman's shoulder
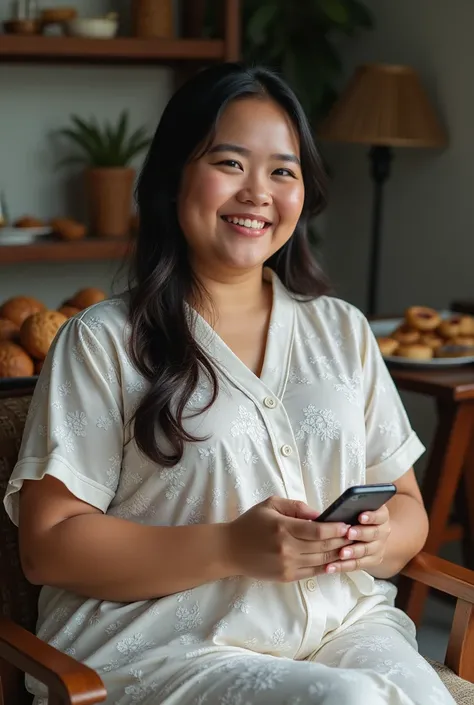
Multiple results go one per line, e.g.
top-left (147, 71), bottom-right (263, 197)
top-left (296, 293), bottom-right (366, 328)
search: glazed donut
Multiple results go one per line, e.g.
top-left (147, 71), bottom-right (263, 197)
top-left (377, 337), bottom-right (399, 356)
top-left (437, 316), bottom-right (462, 339)
top-left (458, 315), bottom-right (474, 336)
top-left (419, 333), bottom-right (444, 350)
top-left (405, 306), bottom-right (441, 332)
top-left (392, 324), bottom-right (420, 345)
top-left (396, 344), bottom-right (433, 360)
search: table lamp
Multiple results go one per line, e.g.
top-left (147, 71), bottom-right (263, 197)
top-left (318, 63), bottom-right (448, 315)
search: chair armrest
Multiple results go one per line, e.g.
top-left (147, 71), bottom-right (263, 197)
top-left (0, 617), bottom-right (106, 705)
top-left (401, 552), bottom-right (474, 602)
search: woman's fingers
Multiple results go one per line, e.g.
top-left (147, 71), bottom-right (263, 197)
top-left (325, 540), bottom-right (384, 574)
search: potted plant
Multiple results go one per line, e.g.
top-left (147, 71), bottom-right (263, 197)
top-left (58, 111), bottom-right (151, 238)
top-left (184, 0), bottom-right (373, 124)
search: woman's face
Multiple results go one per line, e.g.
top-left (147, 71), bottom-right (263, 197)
top-left (178, 97), bottom-right (305, 276)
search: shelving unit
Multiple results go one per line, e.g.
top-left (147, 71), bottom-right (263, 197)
top-left (0, 0), bottom-right (240, 265)
top-left (0, 35), bottom-right (226, 65)
top-left (0, 238), bottom-right (131, 264)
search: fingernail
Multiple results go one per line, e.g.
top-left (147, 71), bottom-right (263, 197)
top-left (340, 524), bottom-right (350, 536)
top-left (361, 514), bottom-right (369, 523)
top-left (327, 565), bottom-right (336, 573)
top-left (348, 528), bottom-right (358, 539)
top-left (341, 548), bottom-right (352, 559)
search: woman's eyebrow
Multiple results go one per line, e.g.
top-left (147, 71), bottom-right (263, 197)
top-left (208, 143), bottom-right (300, 165)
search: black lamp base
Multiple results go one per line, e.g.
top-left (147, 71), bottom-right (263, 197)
top-left (367, 145), bottom-right (393, 316)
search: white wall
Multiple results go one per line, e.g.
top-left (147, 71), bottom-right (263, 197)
top-left (0, 0), bottom-right (173, 307)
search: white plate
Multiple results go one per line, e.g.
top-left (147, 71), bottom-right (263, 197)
top-left (0, 226), bottom-right (53, 245)
top-left (369, 312), bottom-right (474, 368)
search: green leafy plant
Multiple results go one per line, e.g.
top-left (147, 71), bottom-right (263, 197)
top-left (204, 0), bottom-right (373, 124)
top-left (58, 110), bottom-right (152, 168)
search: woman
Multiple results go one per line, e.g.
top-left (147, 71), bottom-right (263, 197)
top-left (4, 64), bottom-right (453, 705)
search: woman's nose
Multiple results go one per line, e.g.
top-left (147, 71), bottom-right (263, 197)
top-left (236, 180), bottom-right (272, 207)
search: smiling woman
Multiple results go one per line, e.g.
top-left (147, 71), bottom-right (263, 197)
top-left (4, 64), bottom-right (450, 705)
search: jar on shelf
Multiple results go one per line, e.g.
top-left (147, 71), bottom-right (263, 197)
top-left (132, 0), bottom-right (174, 39)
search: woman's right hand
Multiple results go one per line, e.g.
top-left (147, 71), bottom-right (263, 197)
top-left (227, 496), bottom-right (353, 582)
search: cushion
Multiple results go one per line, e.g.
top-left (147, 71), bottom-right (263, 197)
top-left (427, 657), bottom-right (474, 704)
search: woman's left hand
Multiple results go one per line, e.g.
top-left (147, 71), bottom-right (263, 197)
top-left (324, 505), bottom-right (391, 574)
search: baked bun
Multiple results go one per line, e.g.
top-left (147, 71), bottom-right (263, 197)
top-left (392, 325), bottom-right (420, 345)
top-left (14, 215), bottom-right (44, 228)
top-left (58, 304), bottom-right (80, 318)
top-left (438, 317), bottom-right (462, 339)
top-left (458, 315), bottom-right (474, 336)
top-left (69, 287), bottom-right (106, 310)
top-left (419, 333), bottom-right (444, 350)
top-left (0, 296), bottom-right (46, 327)
top-left (51, 218), bottom-right (86, 241)
top-left (396, 344), bottom-right (433, 360)
top-left (435, 344), bottom-right (474, 359)
top-left (0, 317), bottom-right (19, 342)
top-left (20, 310), bottom-right (67, 360)
top-left (0, 341), bottom-right (34, 378)
top-left (377, 337), bottom-right (398, 356)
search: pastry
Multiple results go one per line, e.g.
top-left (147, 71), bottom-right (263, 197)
top-left (20, 310), bottom-right (67, 360)
top-left (14, 215), bottom-right (44, 228)
top-left (0, 317), bottom-right (19, 342)
top-left (51, 218), bottom-right (87, 241)
top-left (458, 315), bottom-right (474, 336)
top-left (70, 287), bottom-right (107, 310)
top-left (435, 345), bottom-right (474, 359)
top-left (0, 341), bottom-right (34, 378)
top-left (437, 317), bottom-right (462, 339)
top-left (451, 335), bottom-right (474, 347)
top-left (396, 344), bottom-right (433, 361)
top-left (377, 337), bottom-right (398, 356)
top-left (58, 304), bottom-right (80, 318)
top-left (405, 306), bottom-right (441, 332)
top-left (392, 325), bottom-right (420, 345)
top-left (419, 333), bottom-right (444, 350)
top-left (0, 296), bottom-right (46, 327)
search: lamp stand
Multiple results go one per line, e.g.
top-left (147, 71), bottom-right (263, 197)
top-left (367, 145), bottom-right (393, 316)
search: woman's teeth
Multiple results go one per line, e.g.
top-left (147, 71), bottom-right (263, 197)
top-left (223, 216), bottom-right (267, 230)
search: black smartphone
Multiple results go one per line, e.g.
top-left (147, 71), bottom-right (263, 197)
top-left (315, 483), bottom-right (397, 525)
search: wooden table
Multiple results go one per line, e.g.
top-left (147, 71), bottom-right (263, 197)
top-left (392, 365), bottom-right (474, 624)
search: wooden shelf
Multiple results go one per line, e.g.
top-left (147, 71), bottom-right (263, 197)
top-left (0, 35), bottom-right (226, 64)
top-left (0, 238), bottom-right (132, 264)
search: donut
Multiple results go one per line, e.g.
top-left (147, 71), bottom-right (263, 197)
top-left (392, 325), bottom-right (420, 345)
top-left (405, 306), bottom-right (441, 332)
top-left (437, 317), bottom-right (462, 339)
top-left (396, 344), bottom-right (433, 361)
top-left (419, 333), bottom-right (444, 350)
top-left (435, 344), bottom-right (474, 359)
top-left (451, 335), bottom-right (474, 347)
top-left (458, 315), bottom-right (474, 336)
top-left (376, 337), bottom-right (398, 356)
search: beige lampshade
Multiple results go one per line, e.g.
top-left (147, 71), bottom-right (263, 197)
top-left (318, 63), bottom-right (447, 148)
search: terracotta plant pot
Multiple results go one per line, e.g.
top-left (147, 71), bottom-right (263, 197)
top-left (86, 167), bottom-right (135, 239)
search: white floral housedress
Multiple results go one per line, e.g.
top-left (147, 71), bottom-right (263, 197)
top-left (4, 270), bottom-right (455, 705)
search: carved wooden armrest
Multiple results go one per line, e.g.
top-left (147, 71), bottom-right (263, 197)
top-left (401, 551), bottom-right (474, 682)
top-left (0, 617), bottom-right (106, 705)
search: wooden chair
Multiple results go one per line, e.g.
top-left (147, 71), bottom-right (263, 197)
top-left (1, 396), bottom-right (474, 704)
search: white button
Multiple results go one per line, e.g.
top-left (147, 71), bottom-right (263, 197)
top-left (281, 444), bottom-right (293, 457)
top-left (264, 396), bottom-right (276, 409)
top-left (306, 579), bottom-right (317, 592)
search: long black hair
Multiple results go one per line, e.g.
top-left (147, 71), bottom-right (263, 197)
top-left (129, 63), bottom-right (330, 467)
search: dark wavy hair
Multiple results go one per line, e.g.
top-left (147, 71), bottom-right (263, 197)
top-left (128, 63), bottom-right (330, 466)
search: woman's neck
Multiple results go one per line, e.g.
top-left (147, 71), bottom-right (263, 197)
top-left (192, 266), bottom-right (270, 322)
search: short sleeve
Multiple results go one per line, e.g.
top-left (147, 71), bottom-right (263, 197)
top-left (357, 312), bottom-right (425, 483)
top-left (3, 317), bottom-right (124, 526)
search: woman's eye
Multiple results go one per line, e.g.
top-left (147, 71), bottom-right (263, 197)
top-left (217, 159), bottom-right (242, 169)
top-left (273, 168), bottom-right (295, 178)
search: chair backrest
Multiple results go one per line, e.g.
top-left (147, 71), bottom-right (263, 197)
top-left (0, 394), bottom-right (38, 705)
